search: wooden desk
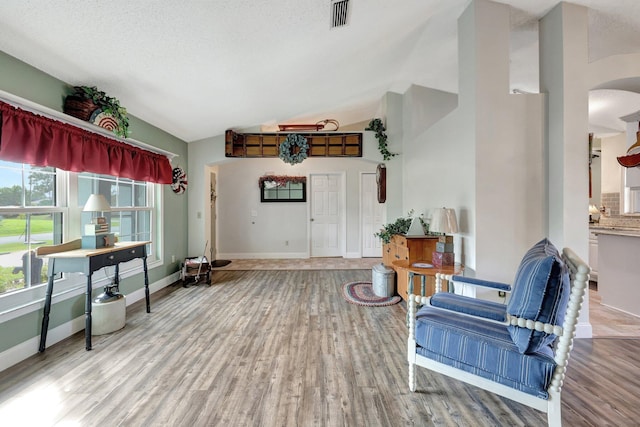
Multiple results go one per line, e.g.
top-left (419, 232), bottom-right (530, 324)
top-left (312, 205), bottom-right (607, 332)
top-left (36, 240), bottom-right (151, 352)
top-left (392, 260), bottom-right (463, 300)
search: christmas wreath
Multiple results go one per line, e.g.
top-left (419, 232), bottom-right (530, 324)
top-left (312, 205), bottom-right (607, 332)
top-left (279, 134), bottom-right (309, 165)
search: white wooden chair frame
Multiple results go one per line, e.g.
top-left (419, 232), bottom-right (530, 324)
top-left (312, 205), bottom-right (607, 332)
top-left (407, 247), bottom-right (589, 427)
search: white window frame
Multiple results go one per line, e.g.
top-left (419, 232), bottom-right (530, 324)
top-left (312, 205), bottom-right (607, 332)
top-left (0, 167), bottom-right (162, 323)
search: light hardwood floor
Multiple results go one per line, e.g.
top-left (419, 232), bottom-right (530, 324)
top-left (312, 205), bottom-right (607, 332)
top-left (213, 257), bottom-right (383, 271)
top-left (589, 283), bottom-right (640, 338)
top-left (0, 268), bottom-right (638, 426)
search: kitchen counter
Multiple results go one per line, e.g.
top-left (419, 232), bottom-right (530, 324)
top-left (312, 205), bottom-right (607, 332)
top-left (590, 225), bottom-right (640, 237)
top-left (592, 229), bottom-right (640, 317)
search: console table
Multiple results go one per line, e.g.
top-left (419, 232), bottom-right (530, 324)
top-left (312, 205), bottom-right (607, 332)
top-left (36, 239), bottom-right (151, 352)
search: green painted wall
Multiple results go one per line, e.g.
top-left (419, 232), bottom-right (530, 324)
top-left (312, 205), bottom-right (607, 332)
top-left (0, 50), bottom-right (189, 354)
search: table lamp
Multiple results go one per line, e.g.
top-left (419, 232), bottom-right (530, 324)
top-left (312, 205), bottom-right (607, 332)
top-left (83, 194), bottom-right (111, 224)
top-left (430, 207), bottom-right (458, 267)
top-left (82, 194), bottom-right (115, 248)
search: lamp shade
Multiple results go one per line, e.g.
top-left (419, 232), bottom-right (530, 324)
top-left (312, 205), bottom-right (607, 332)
top-left (83, 194), bottom-right (111, 212)
top-left (430, 207), bottom-right (459, 234)
top-left (406, 216), bottom-right (425, 236)
top-left (589, 204), bottom-right (599, 215)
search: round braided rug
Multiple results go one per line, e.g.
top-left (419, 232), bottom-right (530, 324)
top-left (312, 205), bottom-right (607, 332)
top-left (342, 281), bottom-right (401, 307)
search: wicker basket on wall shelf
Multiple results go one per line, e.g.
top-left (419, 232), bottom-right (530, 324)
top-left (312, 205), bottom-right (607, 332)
top-left (63, 96), bottom-right (101, 122)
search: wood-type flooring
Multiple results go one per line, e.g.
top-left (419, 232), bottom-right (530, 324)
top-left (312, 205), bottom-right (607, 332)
top-left (0, 269), bottom-right (638, 426)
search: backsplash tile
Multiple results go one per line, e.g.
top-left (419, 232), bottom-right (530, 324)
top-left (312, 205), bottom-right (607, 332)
top-left (597, 192), bottom-right (640, 228)
top-left (601, 192), bottom-right (620, 216)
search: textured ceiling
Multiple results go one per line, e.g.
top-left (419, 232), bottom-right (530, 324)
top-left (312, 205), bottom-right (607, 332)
top-left (1, 0), bottom-right (640, 142)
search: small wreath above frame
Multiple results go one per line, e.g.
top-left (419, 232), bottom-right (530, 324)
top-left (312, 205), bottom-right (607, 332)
top-left (279, 134), bottom-right (309, 165)
top-left (258, 175), bottom-right (307, 189)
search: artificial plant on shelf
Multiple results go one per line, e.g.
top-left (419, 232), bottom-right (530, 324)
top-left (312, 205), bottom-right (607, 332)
top-left (374, 210), bottom-right (428, 244)
top-left (65, 85), bottom-right (130, 138)
top-left (365, 118), bottom-right (397, 161)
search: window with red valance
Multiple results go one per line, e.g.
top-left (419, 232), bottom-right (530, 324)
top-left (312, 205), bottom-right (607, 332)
top-left (0, 100), bottom-right (173, 184)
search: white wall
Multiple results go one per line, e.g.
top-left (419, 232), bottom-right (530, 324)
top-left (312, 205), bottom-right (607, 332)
top-left (469, 1), bottom-right (546, 281)
top-left (216, 157), bottom-right (377, 258)
top-left (380, 92), bottom-right (405, 223)
top-left (539, 3), bottom-right (592, 337)
top-left (540, 2), bottom-right (590, 258)
top-left (401, 0), bottom-right (545, 285)
top-left (402, 88), bottom-right (473, 266)
top-left (188, 134), bottom-right (226, 256)
top-left (187, 132), bottom-right (384, 258)
top-left (601, 133), bottom-right (626, 194)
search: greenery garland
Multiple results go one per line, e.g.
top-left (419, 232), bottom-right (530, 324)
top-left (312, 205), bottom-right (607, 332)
top-left (365, 118), bottom-right (397, 161)
top-left (279, 134), bottom-right (309, 165)
top-left (374, 216), bottom-right (412, 244)
top-left (258, 175), bottom-right (306, 189)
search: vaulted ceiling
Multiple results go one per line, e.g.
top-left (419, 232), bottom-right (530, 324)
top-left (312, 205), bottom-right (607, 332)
top-left (1, 0), bottom-right (640, 142)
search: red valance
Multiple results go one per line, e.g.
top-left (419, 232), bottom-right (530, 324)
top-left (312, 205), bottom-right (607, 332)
top-left (0, 100), bottom-right (173, 184)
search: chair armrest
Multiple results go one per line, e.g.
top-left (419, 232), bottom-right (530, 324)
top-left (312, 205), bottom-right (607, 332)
top-left (449, 275), bottom-right (512, 292)
top-left (506, 314), bottom-right (563, 337)
top-left (430, 292), bottom-right (507, 322)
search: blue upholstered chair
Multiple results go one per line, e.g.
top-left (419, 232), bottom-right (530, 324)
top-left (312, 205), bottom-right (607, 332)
top-left (407, 239), bottom-right (590, 427)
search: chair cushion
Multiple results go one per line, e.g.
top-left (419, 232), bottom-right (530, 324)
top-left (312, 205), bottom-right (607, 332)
top-left (430, 292), bottom-right (507, 322)
top-left (506, 238), bottom-right (570, 354)
top-left (415, 306), bottom-right (556, 399)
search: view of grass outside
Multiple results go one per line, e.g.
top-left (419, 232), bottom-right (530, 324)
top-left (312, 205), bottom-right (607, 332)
top-left (0, 214), bottom-right (55, 294)
top-left (0, 161), bottom-right (58, 294)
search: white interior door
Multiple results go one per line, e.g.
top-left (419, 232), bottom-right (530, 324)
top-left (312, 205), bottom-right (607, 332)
top-left (310, 173), bottom-right (343, 257)
top-left (361, 173), bottom-right (385, 257)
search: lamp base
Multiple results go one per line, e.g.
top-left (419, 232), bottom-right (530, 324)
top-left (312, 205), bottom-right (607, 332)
top-left (91, 216), bottom-right (107, 225)
top-left (82, 233), bottom-right (115, 249)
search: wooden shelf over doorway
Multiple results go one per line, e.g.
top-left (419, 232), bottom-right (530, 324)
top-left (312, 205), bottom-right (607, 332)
top-left (225, 129), bottom-right (362, 158)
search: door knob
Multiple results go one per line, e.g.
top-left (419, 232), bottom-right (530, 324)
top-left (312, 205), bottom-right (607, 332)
top-left (310, 218), bottom-right (314, 222)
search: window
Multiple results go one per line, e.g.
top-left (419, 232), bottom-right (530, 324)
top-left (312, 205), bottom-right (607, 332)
top-left (78, 173), bottom-right (153, 243)
top-left (260, 177), bottom-right (307, 202)
top-left (0, 161), bottom-right (158, 303)
top-left (0, 161), bottom-right (62, 294)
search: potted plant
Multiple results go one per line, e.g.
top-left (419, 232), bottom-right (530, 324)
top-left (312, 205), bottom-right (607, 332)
top-left (374, 210), bottom-right (428, 244)
top-left (64, 85), bottom-right (130, 138)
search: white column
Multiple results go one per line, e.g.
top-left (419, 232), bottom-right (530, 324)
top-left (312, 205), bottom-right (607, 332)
top-left (540, 3), bottom-right (591, 337)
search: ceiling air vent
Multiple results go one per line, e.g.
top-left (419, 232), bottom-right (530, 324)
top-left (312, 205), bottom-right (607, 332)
top-left (331, 0), bottom-right (349, 28)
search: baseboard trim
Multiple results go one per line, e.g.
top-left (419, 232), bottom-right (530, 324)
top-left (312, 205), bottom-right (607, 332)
top-left (216, 252), bottom-right (369, 259)
top-left (217, 252), bottom-right (309, 259)
top-left (575, 321), bottom-right (593, 339)
top-left (345, 252), bottom-right (361, 259)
